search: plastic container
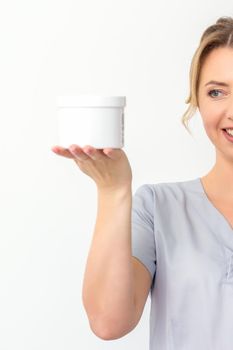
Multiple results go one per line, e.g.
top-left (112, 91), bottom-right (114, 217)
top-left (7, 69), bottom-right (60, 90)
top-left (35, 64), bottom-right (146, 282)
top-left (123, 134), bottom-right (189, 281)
top-left (56, 95), bottom-right (126, 149)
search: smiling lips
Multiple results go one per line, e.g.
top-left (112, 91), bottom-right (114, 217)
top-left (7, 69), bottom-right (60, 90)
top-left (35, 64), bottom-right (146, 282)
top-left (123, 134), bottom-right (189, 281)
top-left (222, 129), bottom-right (233, 142)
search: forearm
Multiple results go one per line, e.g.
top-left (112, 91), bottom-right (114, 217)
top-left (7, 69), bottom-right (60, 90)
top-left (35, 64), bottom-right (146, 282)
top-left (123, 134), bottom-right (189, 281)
top-left (82, 186), bottom-right (135, 337)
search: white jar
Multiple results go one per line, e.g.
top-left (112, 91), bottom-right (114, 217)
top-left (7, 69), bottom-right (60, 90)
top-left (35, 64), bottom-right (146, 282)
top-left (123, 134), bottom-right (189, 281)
top-left (56, 95), bottom-right (126, 149)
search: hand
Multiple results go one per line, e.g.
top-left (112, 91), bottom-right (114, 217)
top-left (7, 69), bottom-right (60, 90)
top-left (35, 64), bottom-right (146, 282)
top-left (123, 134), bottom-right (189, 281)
top-left (51, 144), bottom-right (132, 191)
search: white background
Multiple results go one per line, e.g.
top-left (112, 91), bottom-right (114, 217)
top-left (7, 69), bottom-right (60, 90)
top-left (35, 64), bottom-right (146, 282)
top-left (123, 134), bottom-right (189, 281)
top-left (0, 1), bottom-right (232, 349)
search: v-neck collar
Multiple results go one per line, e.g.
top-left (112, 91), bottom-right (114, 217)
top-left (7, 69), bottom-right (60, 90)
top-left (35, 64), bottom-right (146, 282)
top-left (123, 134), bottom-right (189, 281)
top-left (196, 177), bottom-right (233, 233)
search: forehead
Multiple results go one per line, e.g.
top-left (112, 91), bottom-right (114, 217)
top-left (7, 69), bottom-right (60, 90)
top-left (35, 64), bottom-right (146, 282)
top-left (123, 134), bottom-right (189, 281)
top-left (200, 47), bottom-right (233, 84)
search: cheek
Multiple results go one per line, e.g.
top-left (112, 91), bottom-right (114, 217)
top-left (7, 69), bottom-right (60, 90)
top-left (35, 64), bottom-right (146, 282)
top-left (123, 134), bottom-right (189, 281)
top-left (200, 103), bottom-right (222, 129)
top-left (201, 111), bottom-right (221, 141)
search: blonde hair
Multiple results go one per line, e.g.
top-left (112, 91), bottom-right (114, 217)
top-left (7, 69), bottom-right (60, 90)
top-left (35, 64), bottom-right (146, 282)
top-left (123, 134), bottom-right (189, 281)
top-left (181, 16), bottom-right (233, 136)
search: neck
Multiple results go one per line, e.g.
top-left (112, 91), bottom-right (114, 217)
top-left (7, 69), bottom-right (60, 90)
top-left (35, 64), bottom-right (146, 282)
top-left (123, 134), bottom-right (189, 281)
top-left (202, 152), bottom-right (233, 201)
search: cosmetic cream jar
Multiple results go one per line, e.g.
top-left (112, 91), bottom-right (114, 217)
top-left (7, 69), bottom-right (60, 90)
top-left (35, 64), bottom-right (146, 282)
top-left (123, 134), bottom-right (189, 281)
top-left (56, 95), bottom-right (126, 149)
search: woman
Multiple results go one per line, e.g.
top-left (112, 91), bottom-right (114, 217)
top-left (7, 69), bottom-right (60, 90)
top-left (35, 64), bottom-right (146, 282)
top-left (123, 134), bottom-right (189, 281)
top-left (52, 16), bottom-right (233, 349)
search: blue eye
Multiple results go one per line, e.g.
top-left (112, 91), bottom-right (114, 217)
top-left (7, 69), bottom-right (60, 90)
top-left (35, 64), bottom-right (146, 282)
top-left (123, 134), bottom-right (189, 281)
top-left (208, 89), bottom-right (224, 98)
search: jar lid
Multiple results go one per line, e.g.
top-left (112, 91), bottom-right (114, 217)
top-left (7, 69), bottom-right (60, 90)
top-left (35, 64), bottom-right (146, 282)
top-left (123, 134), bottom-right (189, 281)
top-left (56, 95), bottom-right (126, 107)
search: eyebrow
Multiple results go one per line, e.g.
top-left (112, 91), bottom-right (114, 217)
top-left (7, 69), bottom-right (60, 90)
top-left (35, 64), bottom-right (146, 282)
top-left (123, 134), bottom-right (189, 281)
top-left (205, 80), bottom-right (229, 87)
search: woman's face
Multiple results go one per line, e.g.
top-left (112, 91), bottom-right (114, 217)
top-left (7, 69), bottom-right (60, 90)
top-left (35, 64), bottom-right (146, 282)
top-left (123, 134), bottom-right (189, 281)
top-left (197, 47), bottom-right (233, 160)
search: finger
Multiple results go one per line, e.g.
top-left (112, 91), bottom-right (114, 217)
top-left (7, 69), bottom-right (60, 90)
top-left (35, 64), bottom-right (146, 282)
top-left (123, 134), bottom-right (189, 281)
top-left (103, 148), bottom-right (121, 160)
top-left (51, 146), bottom-right (74, 159)
top-left (68, 145), bottom-right (90, 161)
top-left (82, 145), bottom-right (106, 160)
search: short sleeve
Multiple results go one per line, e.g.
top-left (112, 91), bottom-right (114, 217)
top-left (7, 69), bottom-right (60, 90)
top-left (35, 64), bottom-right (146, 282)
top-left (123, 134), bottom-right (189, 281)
top-left (131, 184), bottom-right (156, 281)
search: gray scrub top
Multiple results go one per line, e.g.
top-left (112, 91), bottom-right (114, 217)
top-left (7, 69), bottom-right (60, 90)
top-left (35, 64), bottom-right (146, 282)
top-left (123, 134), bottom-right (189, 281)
top-left (131, 177), bottom-right (233, 350)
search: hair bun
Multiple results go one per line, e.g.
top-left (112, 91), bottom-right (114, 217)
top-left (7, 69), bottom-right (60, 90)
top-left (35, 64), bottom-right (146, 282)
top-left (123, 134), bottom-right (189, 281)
top-left (216, 16), bottom-right (233, 26)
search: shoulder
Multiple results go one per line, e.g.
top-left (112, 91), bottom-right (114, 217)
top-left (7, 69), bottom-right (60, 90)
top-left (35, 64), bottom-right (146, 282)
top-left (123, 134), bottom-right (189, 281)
top-left (134, 178), bottom-right (199, 203)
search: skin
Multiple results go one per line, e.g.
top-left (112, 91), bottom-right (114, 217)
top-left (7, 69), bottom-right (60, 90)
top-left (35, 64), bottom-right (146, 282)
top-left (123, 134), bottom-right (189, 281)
top-left (51, 144), bottom-right (132, 191)
top-left (197, 47), bottom-right (233, 204)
